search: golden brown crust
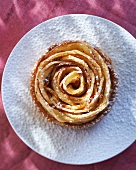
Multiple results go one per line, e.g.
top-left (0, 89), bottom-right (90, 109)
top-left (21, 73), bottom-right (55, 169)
top-left (30, 40), bottom-right (118, 129)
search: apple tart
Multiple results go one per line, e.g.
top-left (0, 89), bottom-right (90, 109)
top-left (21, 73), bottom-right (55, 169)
top-left (30, 41), bottom-right (118, 128)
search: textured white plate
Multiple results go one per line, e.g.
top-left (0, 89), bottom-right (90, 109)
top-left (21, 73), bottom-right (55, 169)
top-left (2, 14), bottom-right (136, 164)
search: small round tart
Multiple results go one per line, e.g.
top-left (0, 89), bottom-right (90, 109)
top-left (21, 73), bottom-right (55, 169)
top-left (30, 41), bottom-right (118, 129)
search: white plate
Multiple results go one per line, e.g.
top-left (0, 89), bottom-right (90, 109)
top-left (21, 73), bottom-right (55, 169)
top-left (2, 14), bottom-right (136, 164)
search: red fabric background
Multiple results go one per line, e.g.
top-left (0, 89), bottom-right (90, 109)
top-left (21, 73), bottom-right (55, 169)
top-left (0, 0), bottom-right (136, 170)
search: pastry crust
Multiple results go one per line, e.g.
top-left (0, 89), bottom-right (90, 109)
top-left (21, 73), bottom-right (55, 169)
top-left (30, 41), bottom-right (118, 129)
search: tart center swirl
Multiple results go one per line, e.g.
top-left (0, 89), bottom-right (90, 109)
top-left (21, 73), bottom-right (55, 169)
top-left (31, 41), bottom-right (117, 125)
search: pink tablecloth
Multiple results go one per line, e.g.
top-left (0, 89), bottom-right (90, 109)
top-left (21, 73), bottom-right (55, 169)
top-left (0, 0), bottom-right (136, 170)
